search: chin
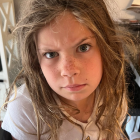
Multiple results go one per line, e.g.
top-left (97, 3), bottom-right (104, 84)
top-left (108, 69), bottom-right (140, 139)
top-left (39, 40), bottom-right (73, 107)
top-left (68, 94), bottom-right (90, 102)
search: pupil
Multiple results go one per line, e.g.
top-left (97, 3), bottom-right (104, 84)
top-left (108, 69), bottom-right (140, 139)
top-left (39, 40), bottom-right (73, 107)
top-left (50, 52), bottom-right (55, 57)
top-left (81, 46), bottom-right (87, 51)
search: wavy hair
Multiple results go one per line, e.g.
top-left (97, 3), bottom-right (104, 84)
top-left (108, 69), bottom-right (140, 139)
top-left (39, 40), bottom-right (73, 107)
top-left (4, 0), bottom-right (136, 139)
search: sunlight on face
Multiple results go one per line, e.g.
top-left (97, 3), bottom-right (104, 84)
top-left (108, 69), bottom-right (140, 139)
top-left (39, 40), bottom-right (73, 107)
top-left (37, 12), bottom-right (103, 103)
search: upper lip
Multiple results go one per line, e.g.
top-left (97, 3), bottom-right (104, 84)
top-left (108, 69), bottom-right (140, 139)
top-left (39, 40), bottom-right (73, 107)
top-left (64, 84), bottom-right (85, 88)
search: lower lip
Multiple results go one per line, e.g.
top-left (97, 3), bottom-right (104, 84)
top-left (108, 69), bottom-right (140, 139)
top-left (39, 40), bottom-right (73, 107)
top-left (64, 84), bottom-right (86, 91)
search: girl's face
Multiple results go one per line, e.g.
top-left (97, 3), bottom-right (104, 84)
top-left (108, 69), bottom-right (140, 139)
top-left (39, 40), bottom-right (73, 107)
top-left (37, 12), bottom-right (102, 102)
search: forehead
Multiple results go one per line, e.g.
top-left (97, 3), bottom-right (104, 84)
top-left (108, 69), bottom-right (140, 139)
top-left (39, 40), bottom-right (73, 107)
top-left (38, 11), bottom-right (84, 33)
top-left (37, 12), bottom-right (93, 48)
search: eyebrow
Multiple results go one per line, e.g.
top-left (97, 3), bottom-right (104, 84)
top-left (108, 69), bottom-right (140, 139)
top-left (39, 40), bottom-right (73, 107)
top-left (37, 36), bottom-right (94, 52)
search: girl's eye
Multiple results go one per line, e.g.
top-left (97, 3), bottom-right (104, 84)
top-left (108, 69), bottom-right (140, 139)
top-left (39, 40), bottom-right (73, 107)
top-left (78, 44), bottom-right (91, 52)
top-left (44, 52), bottom-right (58, 59)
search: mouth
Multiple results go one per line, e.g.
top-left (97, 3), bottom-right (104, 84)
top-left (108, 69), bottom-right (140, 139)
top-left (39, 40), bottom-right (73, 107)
top-left (63, 84), bottom-right (86, 91)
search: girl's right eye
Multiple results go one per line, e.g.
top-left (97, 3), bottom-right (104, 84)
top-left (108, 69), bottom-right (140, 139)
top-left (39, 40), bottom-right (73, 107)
top-left (44, 52), bottom-right (59, 59)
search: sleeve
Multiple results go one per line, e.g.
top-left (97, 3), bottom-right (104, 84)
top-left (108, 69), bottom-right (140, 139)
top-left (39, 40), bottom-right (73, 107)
top-left (130, 132), bottom-right (140, 140)
top-left (1, 85), bottom-right (50, 140)
top-left (2, 94), bottom-right (38, 140)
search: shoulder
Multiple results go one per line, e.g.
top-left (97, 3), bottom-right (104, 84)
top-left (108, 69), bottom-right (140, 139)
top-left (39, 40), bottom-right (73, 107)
top-left (10, 83), bottom-right (31, 102)
top-left (2, 84), bottom-right (50, 139)
top-left (7, 84), bottom-right (34, 122)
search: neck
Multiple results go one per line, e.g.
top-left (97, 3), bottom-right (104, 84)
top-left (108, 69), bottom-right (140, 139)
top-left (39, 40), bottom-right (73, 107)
top-left (59, 92), bottom-right (95, 123)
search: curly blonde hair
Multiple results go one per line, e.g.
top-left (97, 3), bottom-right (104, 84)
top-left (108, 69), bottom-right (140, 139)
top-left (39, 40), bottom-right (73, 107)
top-left (4, 0), bottom-right (136, 139)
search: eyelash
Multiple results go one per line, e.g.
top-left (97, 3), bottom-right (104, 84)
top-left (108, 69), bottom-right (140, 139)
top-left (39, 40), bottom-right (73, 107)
top-left (43, 43), bottom-right (91, 59)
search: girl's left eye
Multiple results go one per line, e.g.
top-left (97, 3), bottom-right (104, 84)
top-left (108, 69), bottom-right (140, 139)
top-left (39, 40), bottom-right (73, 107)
top-left (78, 44), bottom-right (91, 52)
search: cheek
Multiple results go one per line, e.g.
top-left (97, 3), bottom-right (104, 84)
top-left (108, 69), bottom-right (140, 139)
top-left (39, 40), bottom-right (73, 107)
top-left (40, 61), bottom-right (59, 82)
top-left (42, 66), bottom-right (60, 91)
top-left (84, 55), bottom-right (103, 80)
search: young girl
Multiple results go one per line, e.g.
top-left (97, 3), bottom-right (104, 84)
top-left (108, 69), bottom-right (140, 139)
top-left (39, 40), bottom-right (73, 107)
top-left (1, 0), bottom-right (136, 140)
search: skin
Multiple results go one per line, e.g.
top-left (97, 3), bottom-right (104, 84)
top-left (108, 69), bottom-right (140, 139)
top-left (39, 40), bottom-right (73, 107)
top-left (37, 12), bottom-right (103, 122)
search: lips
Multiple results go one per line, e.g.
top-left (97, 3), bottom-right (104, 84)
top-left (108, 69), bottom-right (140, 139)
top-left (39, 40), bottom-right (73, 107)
top-left (65, 84), bottom-right (84, 88)
top-left (63, 84), bottom-right (86, 91)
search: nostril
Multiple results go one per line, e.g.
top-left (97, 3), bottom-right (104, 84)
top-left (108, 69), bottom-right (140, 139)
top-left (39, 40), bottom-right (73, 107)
top-left (62, 72), bottom-right (77, 77)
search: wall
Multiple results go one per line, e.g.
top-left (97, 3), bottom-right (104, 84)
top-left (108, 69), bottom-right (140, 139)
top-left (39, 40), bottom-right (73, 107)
top-left (114, 0), bottom-right (140, 20)
top-left (13, 0), bottom-right (25, 21)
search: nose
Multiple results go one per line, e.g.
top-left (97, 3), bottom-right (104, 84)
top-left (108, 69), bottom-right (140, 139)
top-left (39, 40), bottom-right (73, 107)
top-left (60, 57), bottom-right (80, 78)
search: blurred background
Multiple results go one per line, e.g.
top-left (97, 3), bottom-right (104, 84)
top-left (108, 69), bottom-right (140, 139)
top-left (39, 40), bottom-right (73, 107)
top-left (0, 0), bottom-right (140, 139)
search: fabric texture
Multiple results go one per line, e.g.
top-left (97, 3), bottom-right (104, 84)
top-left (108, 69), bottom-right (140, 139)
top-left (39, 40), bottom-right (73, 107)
top-left (2, 84), bottom-right (100, 140)
top-left (130, 132), bottom-right (140, 140)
